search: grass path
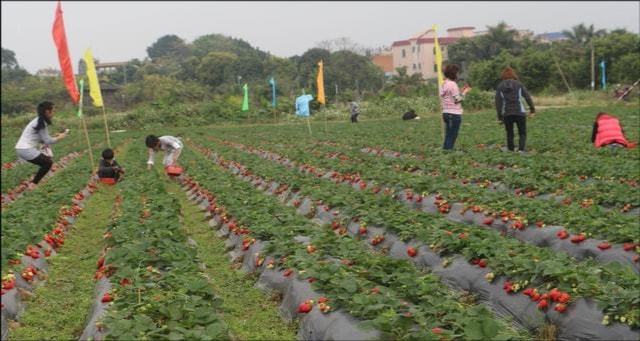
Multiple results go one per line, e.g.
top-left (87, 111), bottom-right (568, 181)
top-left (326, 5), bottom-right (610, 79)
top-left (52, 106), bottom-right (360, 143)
top-left (8, 185), bottom-right (118, 340)
top-left (164, 179), bottom-right (297, 341)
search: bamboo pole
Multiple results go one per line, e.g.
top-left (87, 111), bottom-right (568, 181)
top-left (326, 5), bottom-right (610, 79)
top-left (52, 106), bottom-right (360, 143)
top-left (306, 116), bottom-right (312, 136)
top-left (101, 106), bottom-right (111, 148)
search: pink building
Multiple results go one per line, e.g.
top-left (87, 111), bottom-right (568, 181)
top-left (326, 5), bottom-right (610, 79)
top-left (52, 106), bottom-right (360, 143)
top-left (389, 27), bottom-right (474, 80)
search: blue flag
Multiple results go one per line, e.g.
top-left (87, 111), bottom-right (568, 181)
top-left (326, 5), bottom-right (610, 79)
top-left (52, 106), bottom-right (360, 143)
top-left (269, 77), bottom-right (276, 108)
top-left (295, 94), bottom-right (313, 117)
top-left (600, 60), bottom-right (606, 90)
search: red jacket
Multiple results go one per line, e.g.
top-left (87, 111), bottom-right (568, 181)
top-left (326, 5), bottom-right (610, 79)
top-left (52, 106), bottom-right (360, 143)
top-left (593, 114), bottom-right (629, 148)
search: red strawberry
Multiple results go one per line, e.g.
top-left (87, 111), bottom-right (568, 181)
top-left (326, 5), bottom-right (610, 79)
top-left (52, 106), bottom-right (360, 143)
top-left (535, 221), bottom-right (544, 228)
top-left (370, 287), bottom-right (380, 294)
top-left (97, 256), bottom-right (105, 269)
top-left (431, 327), bottom-right (443, 334)
top-left (44, 249), bottom-right (52, 257)
top-left (512, 221), bottom-right (524, 230)
top-left (297, 301), bottom-right (313, 313)
top-left (531, 293), bottom-right (541, 302)
top-left (317, 297), bottom-right (329, 304)
top-left (634, 255), bottom-right (640, 263)
top-left (101, 293), bottom-right (113, 303)
top-left (558, 293), bottom-right (571, 304)
top-left (570, 234), bottom-right (586, 244)
top-left (458, 232), bottom-right (467, 239)
top-left (556, 230), bottom-right (569, 239)
top-left (478, 259), bottom-right (487, 268)
top-left (483, 218), bottom-right (494, 226)
top-left (623, 243), bottom-right (636, 251)
top-left (522, 288), bottom-right (534, 297)
top-left (537, 299), bottom-right (549, 310)
top-left (597, 242), bottom-right (611, 250)
top-left (120, 278), bottom-right (131, 286)
top-left (283, 269), bottom-right (293, 277)
top-left (407, 247), bottom-right (417, 257)
top-left (359, 226), bottom-right (368, 235)
top-left (554, 303), bottom-right (567, 313)
top-left (549, 288), bottom-right (561, 302)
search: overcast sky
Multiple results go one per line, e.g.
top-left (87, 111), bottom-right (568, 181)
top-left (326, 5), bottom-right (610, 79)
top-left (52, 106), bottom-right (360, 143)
top-left (2, 1), bottom-right (639, 73)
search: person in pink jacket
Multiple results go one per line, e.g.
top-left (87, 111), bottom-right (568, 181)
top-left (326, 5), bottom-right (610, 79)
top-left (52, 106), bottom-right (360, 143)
top-left (440, 64), bottom-right (471, 150)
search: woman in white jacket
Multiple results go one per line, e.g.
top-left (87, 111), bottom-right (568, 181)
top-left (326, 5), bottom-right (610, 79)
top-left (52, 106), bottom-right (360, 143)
top-left (145, 135), bottom-right (183, 170)
top-left (15, 101), bottom-right (68, 189)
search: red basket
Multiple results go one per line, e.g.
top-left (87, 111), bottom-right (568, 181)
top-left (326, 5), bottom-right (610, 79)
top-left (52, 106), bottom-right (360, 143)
top-left (165, 165), bottom-right (183, 176)
top-left (99, 177), bottom-right (116, 185)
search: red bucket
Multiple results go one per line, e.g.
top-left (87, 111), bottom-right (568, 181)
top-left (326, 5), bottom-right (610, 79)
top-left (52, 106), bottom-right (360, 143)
top-left (99, 177), bottom-right (116, 185)
top-left (165, 165), bottom-right (183, 176)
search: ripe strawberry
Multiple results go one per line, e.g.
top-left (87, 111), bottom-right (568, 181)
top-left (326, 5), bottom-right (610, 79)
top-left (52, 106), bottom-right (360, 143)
top-left (522, 288), bottom-right (534, 297)
top-left (407, 247), bottom-right (417, 257)
top-left (283, 269), bottom-right (294, 277)
top-left (535, 221), bottom-right (544, 228)
top-left (537, 299), bottom-right (549, 310)
top-left (458, 232), bottom-right (468, 239)
top-left (297, 300), bottom-right (313, 313)
top-left (483, 218), bottom-right (494, 226)
top-left (359, 226), bottom-right (368, 235)
top-left (623, 243), bottom-right (636, 251)
top-left (370, 287), bottom-right (380, 294)
top-left (531, 293), bottom-right (541, 302)
top-left (558, 293), bottom-right (571, 304)
top-left (512, 221), bottom-right (524, 230)
top-left (331, 221), bottom-right (340, 230)
top-left (44, 249), bottom-right (52, 257)
top-left (570, 234), bottom-right (586, 244)
top-left (556, 230), bottom-right (569, 239)
top-left (549, 288), bottom-right (561, 302)
top-left (478, 259), bottom-right (487, 268)
top-left (101, 293), bottom-right (113, 303)
top-left (97, 256), bottom-right (105, 269)
top-left (554, 303), bottom-right (567, 313)
top-left (597, 242), bottom-right (611, 250)
top-left (120, 278), bottom-right (131, 286)
top-left (431, 327), bottom-right (443, 334)
top-left (317, 297), bottom-right (329, 304)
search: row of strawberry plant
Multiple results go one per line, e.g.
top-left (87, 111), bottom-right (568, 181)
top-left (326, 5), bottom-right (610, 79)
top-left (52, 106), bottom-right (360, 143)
top-left (0, 150), bottom-right (99, 272)
top-left (185, 142), bottom-right (638, 339)
top-left (220, 137), bottom-right (639, 244)
top-left (178, 148), bottom-right (527, 340)
top-left (317, 140), bottom-right (639, 210)
top-left (85, 142), bottom-right (229, 340)
top-left (189, 138), bottom-right (640, 330)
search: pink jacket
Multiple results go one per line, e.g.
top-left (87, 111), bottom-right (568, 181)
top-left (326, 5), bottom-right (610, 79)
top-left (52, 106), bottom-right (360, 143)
top-left (440, 79), bottom-right (463, 115)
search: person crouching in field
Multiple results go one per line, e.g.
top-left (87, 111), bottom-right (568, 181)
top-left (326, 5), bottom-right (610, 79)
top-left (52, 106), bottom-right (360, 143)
top-left (591, 112), bottom-right (635, 149)
top-left (440, 64), bottom-right (471, 150)
top-left (15, 101), bottom-right (68, 189)
top-left (146, 135), bottom-right (183, 170)
top-left (402, 109), bottom-right (420, 121)
top-left (98, 148), bottom-right (124, 182)
top-left (495, 67), bottom-right (535, 152)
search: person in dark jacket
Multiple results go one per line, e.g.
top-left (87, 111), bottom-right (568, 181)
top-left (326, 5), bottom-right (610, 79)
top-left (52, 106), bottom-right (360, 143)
top-left (350, 101), bottom-right (360, 123)
top-left (495, 67), bottom-right (535, 152)
top-left (402, 109), bottom-right (420, 120)
top-left (98, 148), bottom-right (124, 181)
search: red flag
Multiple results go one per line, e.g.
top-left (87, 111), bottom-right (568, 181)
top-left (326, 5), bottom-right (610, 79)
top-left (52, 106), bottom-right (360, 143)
top-left (52, 1), bottom-right (79, 104)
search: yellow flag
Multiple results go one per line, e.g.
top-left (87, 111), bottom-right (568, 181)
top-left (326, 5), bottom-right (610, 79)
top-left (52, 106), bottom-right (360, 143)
top-left (316, 60), bottom-right (326, 105)
top-left (83, 48), bottom-right (104, 107)
top-left (433, 25), bottom-right (444, 89)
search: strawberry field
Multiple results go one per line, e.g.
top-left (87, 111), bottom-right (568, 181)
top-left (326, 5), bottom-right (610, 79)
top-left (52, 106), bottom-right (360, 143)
top-left (1, 105), bottom-right (639, 340)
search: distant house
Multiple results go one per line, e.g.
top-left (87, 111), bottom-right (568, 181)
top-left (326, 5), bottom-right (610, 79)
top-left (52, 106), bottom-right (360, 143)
top-left (535, 32), bottom-right (570, 43)
top-left (35, 68), bottom-right (60, 78)
top-left (375, 26), bottom-right (475, 80)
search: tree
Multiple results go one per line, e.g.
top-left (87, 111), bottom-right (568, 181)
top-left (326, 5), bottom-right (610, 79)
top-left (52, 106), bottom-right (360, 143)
top-left (196, 52), bottom-right (238, 89)
top-left (2, 47), bottom-right (18, 69)
top-left (147, 35), bottom-right (190, 61)
top-left (562, 24), bottom-right (606, 46)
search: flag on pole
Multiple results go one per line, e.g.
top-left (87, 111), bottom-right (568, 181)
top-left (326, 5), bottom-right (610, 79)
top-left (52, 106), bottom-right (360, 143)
top-left (242, 83), bottom-right (249, 111)
top-left (295, 94), bottom-right (314, 117)
top-left (432, 25), bottom-right (444, 89)
top-left (77, 79), bottom-right (84, 117)
top-left (600, 60), bottom-right (606, 90)
top-left (269, 77), bottom-right (276, 107)
top-left (316, 60), bottom-right (325, 105)
top-left (83, 48), bottom-right (104, 107)
top-left (52, 1), bottom-right (79, 104)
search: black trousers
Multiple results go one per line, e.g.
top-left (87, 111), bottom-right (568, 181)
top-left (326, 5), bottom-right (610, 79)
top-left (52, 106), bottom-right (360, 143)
top-left (351, 113), bottom-right (359, 123)
top-left (26, 153), bottom-right (53, 184)
top-left (504, 115), bottom-right (527, 151)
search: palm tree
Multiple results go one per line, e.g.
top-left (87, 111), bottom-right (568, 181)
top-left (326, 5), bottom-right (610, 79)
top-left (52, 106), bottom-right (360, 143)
top-left (484, 22), bottom-right (519, 58)
top-left (562, 24), bottom-right (606, 90)
top-left (562, 24), bottom-right (606, 46)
